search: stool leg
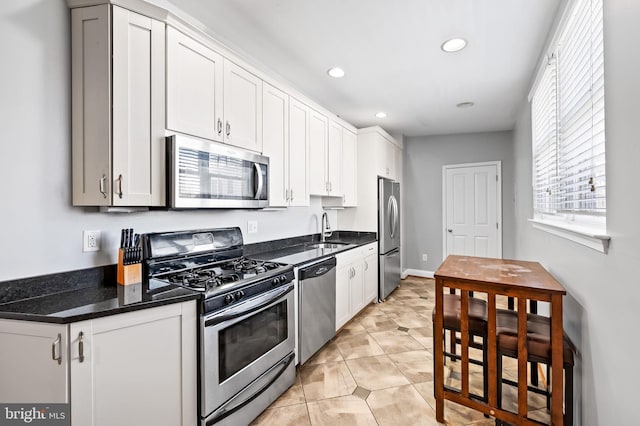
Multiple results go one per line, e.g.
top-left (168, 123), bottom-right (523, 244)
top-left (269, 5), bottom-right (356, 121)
top-left (546, 363), bottom-right (551, 410)
top-left (483, 334), bottom-right (488, 402)
top-left (565, 364), bottom-right (573, 426)
top-left (449, 329), bottom-right (457, 362)
top-left (497, 352), bottom-right (503, 409)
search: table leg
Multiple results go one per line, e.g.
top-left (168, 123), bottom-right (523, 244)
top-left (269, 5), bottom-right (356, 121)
top-left (551, 295), bottom-right (564, 425)
top-left (435, 278), bottom-right (445, 422)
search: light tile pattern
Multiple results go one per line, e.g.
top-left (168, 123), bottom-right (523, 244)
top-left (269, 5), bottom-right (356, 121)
top-left (251, 277), bottom-right (552, 425)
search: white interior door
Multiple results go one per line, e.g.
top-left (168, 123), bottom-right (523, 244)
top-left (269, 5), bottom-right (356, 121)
top-left (443, 162), bottom-right (502, 259)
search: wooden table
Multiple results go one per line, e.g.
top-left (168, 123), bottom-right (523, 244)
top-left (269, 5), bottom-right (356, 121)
top-left (434, 255), bottom-right (567, 426)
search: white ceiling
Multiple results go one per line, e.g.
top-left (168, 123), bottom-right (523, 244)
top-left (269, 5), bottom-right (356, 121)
top-left (165, 0), bottom-right (560, 137)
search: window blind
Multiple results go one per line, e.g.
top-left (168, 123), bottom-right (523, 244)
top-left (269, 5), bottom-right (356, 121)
top-left (532, 56), bottom-right (558, 214)
top-left (532, 0), bottom-right (605, 219)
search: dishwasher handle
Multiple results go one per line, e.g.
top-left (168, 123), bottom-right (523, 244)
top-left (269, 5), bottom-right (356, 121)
top-left (299, 257), bottom-right (337, 280)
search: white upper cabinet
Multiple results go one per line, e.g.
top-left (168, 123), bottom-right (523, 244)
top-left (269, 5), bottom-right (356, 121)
top-left (337, 126), bottom-right (402, 232)
top-left (327, 120), bottom-right (343, 196)
top-left (342, 128), bottom-right (357, 206)
top-left (309, 109), bottom-right (329, 195)
top-left (262, 83), bottom-right (289, 206)
top-left (71, 5), bottom-right (165, 206)
top-left (310, 115), bottom-right (346, 197)
top-left (167, 31), bottom-right (263, 153)
top-left (288, 98), bottom-right (310, 206)
top-left (166, 27), bottom-right (224, 142)
top-left (263, 87), bottom-right (310, 207)
top-left (223, 59), bottom-right (263, 152)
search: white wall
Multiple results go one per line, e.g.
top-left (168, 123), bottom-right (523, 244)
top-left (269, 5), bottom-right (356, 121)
top-left (511, 0), bottom-right (640, 423)
top-left (403, 131), bottom-right (515, 273)
top-left (0, 0), bottom-right (335, 282)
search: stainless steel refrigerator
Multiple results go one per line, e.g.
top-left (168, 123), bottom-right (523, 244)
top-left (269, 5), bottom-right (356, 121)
top-left (378, 177), bottom-right (401, 301)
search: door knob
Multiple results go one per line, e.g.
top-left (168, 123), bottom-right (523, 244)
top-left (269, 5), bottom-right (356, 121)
top-left (447, 229), bottom-right (453, 233)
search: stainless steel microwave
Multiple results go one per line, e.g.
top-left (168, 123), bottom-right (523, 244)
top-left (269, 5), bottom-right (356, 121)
top-left (167, 134), bottom-right (269, 208)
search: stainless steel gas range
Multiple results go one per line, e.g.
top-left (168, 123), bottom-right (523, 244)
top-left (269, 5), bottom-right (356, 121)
top-left (144, 227), bottom-right (296, 426)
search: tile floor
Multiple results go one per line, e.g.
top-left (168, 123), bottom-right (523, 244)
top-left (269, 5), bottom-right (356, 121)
top-left (251, 276), bottom-right (551, 426)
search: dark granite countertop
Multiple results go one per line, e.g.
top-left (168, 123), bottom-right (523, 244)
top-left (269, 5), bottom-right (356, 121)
top-left (248, 231), bottom-right (377, 266)
top-left (0, 231), bottom-right (375, 324)
top-left (0, 266), bottom-right (200, 324)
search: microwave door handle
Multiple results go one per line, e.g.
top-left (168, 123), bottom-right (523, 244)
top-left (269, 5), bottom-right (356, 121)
top-left (253, 163), bottom-right (264, 200)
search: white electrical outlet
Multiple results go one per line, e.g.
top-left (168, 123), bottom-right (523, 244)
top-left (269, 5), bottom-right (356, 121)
top-left (83, 230), bottom-right (101, 252)
top-left (247, 221), bottom-right (258, 234)
top-left (422, 253), bottom-right (428, 262)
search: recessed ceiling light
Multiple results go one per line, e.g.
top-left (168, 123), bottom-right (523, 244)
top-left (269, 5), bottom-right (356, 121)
top-left (327, 67), bottom-right (345, 78)
top-left (375, 112), bottom-right (387, 118)
top-left (456, 102), bottom-right (475, 108)
top-left (441, 38), bottom-right (467, 53)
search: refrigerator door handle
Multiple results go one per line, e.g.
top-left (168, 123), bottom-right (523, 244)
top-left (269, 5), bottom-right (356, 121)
top-left (389, 195), bottom-right (398, 238)
top-left (387, 196), bottom-right (394, 238)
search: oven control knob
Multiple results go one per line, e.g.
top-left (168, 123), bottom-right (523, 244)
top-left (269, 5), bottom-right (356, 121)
top-left (224, 294), bottom-right (235, 304)
top-left (279, 275), bottom-right (287, 283)
top-left (235, 290), bottom-right (245, 300)
top-left (272, 278), bottom-right (280, 286)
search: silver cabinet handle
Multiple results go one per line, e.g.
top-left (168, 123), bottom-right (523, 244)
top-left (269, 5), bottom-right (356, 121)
top-left (99, 174), bottom-right (107, 199)
top-left (117, 174), bottom-right (123, 199)
top-left (290, 189), bottom-right (294, 201)
top-left (330, 182), bottom-right (332, 192)
top-left (285, 189), bottom-right (289, 201)
top-left (217, 118), bottom-right (222, 135)
top-left (226, 121), bottom-right (231, 137)
top-left (78, 331), bottom-right (85, 363)
top-left (51, 333), bottom-right (62, 365)
top-left (365, 261), bottom-right (368, 271)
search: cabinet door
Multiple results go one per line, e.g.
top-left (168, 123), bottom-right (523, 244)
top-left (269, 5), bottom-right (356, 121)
top-left (335, 265), bottom-right (351, 330)
top-left (384, 139), bottom-right (395, 179)
top-left (327, 121), bottom-right (343, 196)
top-left (342, 128), bottom-right (357, 206)
top-left (71, 5), bottom-right (111, 206)
top-left (166, 27), bottom-right (224, 142)
top-left (112, 6), bottom-right (165, 206)
top-left (309, 108), bottom-right (328, 195)
top-left (71, 302), bottom-right (197, 426)
top-left (364, 250), bottom-right (378, 303)
top-left (0, 320), bottom-right (68, 403)
top-left (262, 83), bottom-right (289, 207)
top-left (223, 59), bottom-right (263, 152)
top-left (349, 262), bottom-right (366, 315)
top-left (288, 98), bottom-right (310, 206)
top-left (394, 145), bottom-right (402, 182)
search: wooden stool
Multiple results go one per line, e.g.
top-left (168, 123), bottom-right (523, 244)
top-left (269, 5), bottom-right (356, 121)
top-left (496, 309), bottom-right (575, 425)
top-left (432, 293), bottom-right (489, 401)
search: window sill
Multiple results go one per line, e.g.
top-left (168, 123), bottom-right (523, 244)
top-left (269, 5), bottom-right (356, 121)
top-left (528, 219), bottom-right (610, 253)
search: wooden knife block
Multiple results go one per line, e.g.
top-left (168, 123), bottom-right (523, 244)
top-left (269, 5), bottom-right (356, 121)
top-left (117, 248), bottom-right (142, 285)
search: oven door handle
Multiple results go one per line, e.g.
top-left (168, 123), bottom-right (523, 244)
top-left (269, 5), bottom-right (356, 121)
top-left (207, 352), bottom-right (295, 425)
top-left (204, 283), bottom-right (293, 327)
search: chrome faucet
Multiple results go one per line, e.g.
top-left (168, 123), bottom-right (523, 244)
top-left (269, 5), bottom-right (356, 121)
top-left (321, 212), bottom-right (333, 242)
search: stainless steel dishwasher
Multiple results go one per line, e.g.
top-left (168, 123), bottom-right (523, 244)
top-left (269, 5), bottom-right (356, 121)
top-left (298, 257), bottom-right (337, 364)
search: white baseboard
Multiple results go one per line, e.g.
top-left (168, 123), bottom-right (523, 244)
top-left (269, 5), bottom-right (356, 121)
top-left (402, 269), bottom-right (434, 279)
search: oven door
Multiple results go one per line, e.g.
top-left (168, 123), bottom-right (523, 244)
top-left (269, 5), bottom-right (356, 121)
top-left (168, 134), bottom-right (269, 209)
top-left (201, 283), bottom-right (294, 417)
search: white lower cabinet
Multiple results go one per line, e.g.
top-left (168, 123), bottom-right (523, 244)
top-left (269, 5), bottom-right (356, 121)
top-left (0, 302), bottom-right (197, 426)
top-left (363, 244), bottom-right (378, 303)
top-left (335, 242), bottom-right (378, 330)
top-left (0, 321), bottom-right (69, 403)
